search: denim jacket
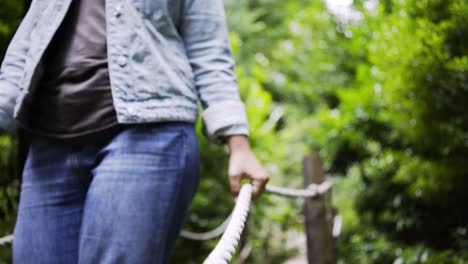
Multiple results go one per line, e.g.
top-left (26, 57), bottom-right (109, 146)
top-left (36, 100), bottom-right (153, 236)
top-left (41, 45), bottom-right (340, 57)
top-left (0, 0), bottom-right (249, 141)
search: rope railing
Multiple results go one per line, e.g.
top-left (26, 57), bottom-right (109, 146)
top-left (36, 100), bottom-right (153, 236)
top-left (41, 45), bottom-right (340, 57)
top-left (0, 180), bottom-right (337, 263)
top-left (265, 180), bottom-right (333, 198)
top-left (180, 214), bottom-right (232, 241)
top-left (0, 235), bottom-right (13, 246)
top-left (203, 184), bottom-right (253, 264)
top-left (332, 215), bottom-right (343, 238)
top-left (201, 181), bottom-right (336, 263)
top-left (180, 180), bottom-right (334, 241)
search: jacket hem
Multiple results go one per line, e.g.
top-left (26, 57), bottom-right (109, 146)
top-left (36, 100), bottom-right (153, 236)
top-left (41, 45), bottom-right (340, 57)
top-left (115, 104), bottom-right (200, 125)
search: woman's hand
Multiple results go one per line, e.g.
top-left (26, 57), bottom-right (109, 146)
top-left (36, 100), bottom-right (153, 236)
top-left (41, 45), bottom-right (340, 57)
top-left (225, 135), bottom-right (269, 200)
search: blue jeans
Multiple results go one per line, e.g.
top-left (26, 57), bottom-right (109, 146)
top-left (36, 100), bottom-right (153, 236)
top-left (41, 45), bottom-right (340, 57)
top-left (13, 122), bottom-right (200, 264)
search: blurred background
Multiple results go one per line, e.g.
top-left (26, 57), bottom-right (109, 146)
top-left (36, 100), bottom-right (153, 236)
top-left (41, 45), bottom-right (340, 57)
top-left (1, 0), bottom-right (467, 263)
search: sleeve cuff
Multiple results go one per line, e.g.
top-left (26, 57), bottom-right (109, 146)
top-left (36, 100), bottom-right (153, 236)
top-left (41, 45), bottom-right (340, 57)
top-left (202, 101), bottom-right (249, 141)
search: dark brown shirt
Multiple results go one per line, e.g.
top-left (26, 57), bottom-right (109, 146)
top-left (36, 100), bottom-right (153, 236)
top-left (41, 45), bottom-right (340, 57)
top-left (26, 0), bottom-right (122, 144)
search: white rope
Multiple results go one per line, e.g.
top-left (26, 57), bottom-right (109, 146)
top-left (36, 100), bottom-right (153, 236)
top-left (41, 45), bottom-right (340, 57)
top-left (180, 214), bottom-right (232, 241)
top-left (265, 180), bottom-right (333, 198)
top-left (203, 184), bottom-right (253, 264)
top-left (180, 180), bottom-right (334, 241)
top-left (332, 215), bottom-right (343, 238)
top-left (0, 234), bottom-right (13, 246)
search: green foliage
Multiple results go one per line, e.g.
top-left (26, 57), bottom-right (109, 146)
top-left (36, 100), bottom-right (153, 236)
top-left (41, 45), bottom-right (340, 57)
top-left (0, 0), bottom-right (24, 60)
top-left (304, 0), bottom-right (468, 262)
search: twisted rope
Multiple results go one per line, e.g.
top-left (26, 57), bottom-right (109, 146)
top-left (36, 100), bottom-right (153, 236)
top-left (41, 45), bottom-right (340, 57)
top-left (0, 235), bottom-right (13, 246)
top-left (265, 180), bottom-right (333, 198)
top-left (180, 180), bottom-right (333, 241)
top-left (180, 214), bottom-right (232, 241)
top-left (203, 184), bottom-right (253, 264)
top-left (332, 215), bottom-right (343, 238)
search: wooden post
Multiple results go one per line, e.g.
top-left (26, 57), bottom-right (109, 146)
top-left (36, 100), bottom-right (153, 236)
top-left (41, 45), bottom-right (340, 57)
top-left (303, 154), bottom-right (336, 264)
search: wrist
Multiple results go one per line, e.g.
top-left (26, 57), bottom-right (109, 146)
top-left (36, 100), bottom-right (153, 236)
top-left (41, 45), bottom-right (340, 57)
top-left (225, 135), bottom-right (250, 153)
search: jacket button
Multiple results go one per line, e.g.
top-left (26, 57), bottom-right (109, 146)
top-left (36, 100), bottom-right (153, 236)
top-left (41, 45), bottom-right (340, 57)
top-left (114, 5), bottom-right (122, 17)
top-left (117, 55), bottom-right (127, 67)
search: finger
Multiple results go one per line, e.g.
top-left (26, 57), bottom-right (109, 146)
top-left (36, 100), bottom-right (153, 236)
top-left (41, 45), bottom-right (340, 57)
top-left (251, 173), bottom-right (269, 200)
top-left (228, 174), bottom-right (242, 198)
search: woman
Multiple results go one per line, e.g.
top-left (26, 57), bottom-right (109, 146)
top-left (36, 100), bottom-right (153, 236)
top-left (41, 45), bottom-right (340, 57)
top-left (0, 0), bottom-right (269, 263)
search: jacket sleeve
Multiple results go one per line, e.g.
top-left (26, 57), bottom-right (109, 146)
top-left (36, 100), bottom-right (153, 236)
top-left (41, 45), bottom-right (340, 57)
top-left (0, 2), bottom-right (39, 133)
top-left (180, 0), bottom-right (249, 142)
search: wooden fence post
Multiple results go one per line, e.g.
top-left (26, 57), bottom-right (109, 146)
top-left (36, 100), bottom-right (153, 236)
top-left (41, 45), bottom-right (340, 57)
top-left (303, 153), bottom-right (336, 264)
